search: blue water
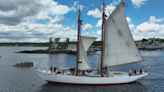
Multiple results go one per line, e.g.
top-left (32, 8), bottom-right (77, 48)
top-left (0, 46), bottom-right (164, 92)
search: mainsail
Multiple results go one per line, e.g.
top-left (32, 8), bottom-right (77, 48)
top-left (78, 36), bottom-right (96, 70)
top-left (103, 2), bottom-right (143, 67)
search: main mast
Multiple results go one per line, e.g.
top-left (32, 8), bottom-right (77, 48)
top-left (100, 0), bottom-right (105, 73)
top-left (76, 5), bottom-right (81, 76)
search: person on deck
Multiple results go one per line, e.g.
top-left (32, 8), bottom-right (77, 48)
top-left (50, 66), bottom-right (53, 73)
top-left (140, 69), bottom-right (142, 74)
top-left (134, 69), bottom-right (136, 75)
top-left (54, 67), bottom-right (57, 73)
top-left (129, 70), bottom-right (132, 76)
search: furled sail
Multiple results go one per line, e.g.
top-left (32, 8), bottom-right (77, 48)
top-left (78, 36), bottom-right (96, 70)
top-left (103, 2), bottom-right (143, 67)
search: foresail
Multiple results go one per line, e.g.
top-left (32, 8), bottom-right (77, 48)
top-left (103, 2), bottom-right (143, 67)
top-left (78, 36), bottom-right (96, 70)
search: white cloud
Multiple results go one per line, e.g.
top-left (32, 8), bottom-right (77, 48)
top-left (83, 23), bottom-right (93, 30)
top-left (96, 19), bottom-right (102, 27)
top-left (149, 16), bottom-right (164, 23)
top-left (129, 24), bottom-right (135, 31)
top-left (36, 12), bottom-right (52, 20)
top-left (78, 5), bottom-right (85, 11)
top-left (132, 20), bottom-right (164, 40)
top-left (0, 0), bottom-right (79, 42)
top-left (0, 0), bottom-right (76, 25)
top-left (49, 15), bottom-right (67, 24)
top-left (86, 32), bottom-right (89, 34)
top-left (135, 22), bottom-right (163, 32)
top-left (0, 22), bottom-right (77, 42)
top-left (105, 4), bottom-right (116, 16)
top-left (126, 17), bottom-right (131, 24)
top-left (72, 1), bottom-right (78, 11)
top-left (40, 0), bottom-right (73, 15)
top-left (87, 8), bottom-right (101, 18)
top-left (97, 30), bottom-right (101, 35)
top-left (126, 17), bottom-right (135, 31)
top-left (87, 4), bottom-right (116, 18)
top-left (131, 0), bottom-right (148, 8)
top-left (112, 0), bottom-right (121, 5)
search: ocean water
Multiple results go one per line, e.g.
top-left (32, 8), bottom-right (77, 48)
top-left (0, 46), bottom-right (164, 92)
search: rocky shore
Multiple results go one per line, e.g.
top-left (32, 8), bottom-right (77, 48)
top-left (13, 62), bottom-right (33, 67)
top-left (16, 49), bottom-right (67, 54)
top-left (16, 49), bottom-right (99, 54)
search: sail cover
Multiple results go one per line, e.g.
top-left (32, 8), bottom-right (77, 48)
top-left (103, 2), bottom-right (143, 67)
top-left (78, 36), bottom-right (96, 70)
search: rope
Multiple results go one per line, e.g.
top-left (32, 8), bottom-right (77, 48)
top-left (59, 11), bottom-right (79, 39)
top-left (81, 14), bottom-right (93, 35)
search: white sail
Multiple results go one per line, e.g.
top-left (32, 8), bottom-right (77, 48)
top-left (103, 2), bottom-right (143, 67)
top-left (78, 36), bottom-right (96, 70)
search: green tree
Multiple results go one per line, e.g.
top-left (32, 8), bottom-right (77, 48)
top-left (55, 38), bottom-right (60, 43)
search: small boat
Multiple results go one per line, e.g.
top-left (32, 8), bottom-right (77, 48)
top-left (36, 1), bottom-right (148, 85)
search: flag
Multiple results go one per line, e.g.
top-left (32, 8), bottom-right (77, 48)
top-left (122, 3), bottom-right (128, 7)
top-left (79, 20), bottom-right (83, 25)
top-left (80, 22), bottom-right (83, 25)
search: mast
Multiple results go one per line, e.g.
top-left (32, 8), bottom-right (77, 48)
top-left (76, 5), bottom-right (81, 76)
top-left (100, 0), bottom-right (105, 73)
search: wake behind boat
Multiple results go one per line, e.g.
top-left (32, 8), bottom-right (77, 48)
top-left (36, 1), bottom-right (148, 85)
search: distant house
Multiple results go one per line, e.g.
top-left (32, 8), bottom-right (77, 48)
top-left (153, 41), bottom-right (161, 45)
top-left (144, 41), bottom-right (149, 45)
top-left (67, 44), bottom-right (77, 51)
top-left (158, 43), bottom-right (164, 49)
top-left (146, 45), bottom-right (158, 49)
top-left (135, 41), bottom-right (143, 48)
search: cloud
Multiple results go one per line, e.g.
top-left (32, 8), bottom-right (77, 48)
top-left (87, 8), bottom-right (101, 18)
top-left (49, 15), bottom-right (67, 24)
top-left (112, 0), bottom-right (121, 5)
top-left (126, 17), bottom-right (135, 31)
top-left (87, 4), bottom-right (116, 18)
top-left (135, 22), bottom-right (163, 32)
top-left (129, 24), bottom-right (135, 31)
top-left (132, 16), bottom-right (164, 40)
top-left (126, 17), bottom-right (131, 24)
top-left (0, 0), bottom-right (76, 26)
top-left (0, 22), bottom-right (77, 42)
top-left (96, 19), bottom-right (102, 27)
top-left (83, 23), bottom-right (93, 30)
top-left (131, 0), bottom-right (148, 8)
top-left (97, 30), bottom-right (101, 35)
top-left (72, 1), bottom-right (78, 11)
top-left (149, 16), bottom-right (164, 23)
top-left (105, 4), bottom-right (116, 15)
top-left (78, 5), bottom-right (85, 11)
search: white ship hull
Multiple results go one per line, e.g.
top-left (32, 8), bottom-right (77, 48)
top-left (36, 69), bottom-right (148, 85)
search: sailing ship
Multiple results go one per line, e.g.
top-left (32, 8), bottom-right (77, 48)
top-left (36, 1), bottom-right (148, 85)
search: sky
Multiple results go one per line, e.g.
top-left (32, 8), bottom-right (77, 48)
top-left (0, 0), bottom-right (164, 42)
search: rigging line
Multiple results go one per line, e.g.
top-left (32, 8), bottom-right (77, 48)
top-left (81, 14), bottom-right (93, 36)
top-left (59, 11), bottom-right (79, 39)
top-left (70, 22), bottom-right (78, 42)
